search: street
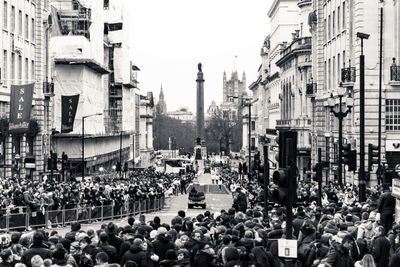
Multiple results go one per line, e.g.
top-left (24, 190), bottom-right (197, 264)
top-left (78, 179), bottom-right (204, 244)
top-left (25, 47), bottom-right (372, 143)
top-left (51, 172), bottom-right (232, 236)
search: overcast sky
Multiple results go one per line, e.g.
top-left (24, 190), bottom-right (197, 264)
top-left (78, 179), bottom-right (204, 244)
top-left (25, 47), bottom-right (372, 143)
top-left (123, 0), bottom-right (271, 113)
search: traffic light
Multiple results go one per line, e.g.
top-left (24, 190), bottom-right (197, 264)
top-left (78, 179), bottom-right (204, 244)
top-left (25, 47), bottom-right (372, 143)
top-left (272, 166), bottom-right (296, 205)
top-left (342, 144), bottom-right (357, 172)
top-left (62, 153), bottom-right (68, 171)
top-left (123, 162), bottom-right (128, 172)
top-left (116, 162), bottom-right (121, 172)
top-left (368, 143), bottom-right (379, 171)
top-left (312, 162), bottom-right (323, 183)
top-left (47, 152), bottom-right (57, 170)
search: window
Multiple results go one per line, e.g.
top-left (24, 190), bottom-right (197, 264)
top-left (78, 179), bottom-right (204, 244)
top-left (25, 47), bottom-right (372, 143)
top-left (337, 6), bottom-right (340, 31)
top-left (103, 0), bottom-right (109, 9)
top-left (25, 58), bottom-right (28, 81)
top-left (324, 61), bottom-right (327, 90)
top-left (333, 56), bottom-right (336, 88)
top-left (324, 19), bottom-right (327, 42)
top-left (386, 99), bottom-right (400, 131)
top-left (11, 52), bottom-right (15, 81)
top-left (343, 2), bottom-right (346, 29)
top-left (25, 14), bottom-right (28, 39)
top-left (328, 59), bottom-right (331, 90)
top-left (332, 11), bottom-right (335, 36)
top-left (31, 18), bottom-right (34, 41)
top-left (338, 54), bottom-right (340, 84)
top-left (18, 55), bottom-right (21, 82)
top-left (31, 60), bottom-right (34, 80)
top-left (325, 137), bottom-right (330, 163)
top-left (343, 50), bottom-right (346, 68)
top-left (2, 50), bottom-right (6, 81)
top-left (251, 121), bottom-right (255, 131)
top-left (328, 15), bottom-right (331, 39)
top-left (0, 102), bottom-right (7, 116)
top-left (18, 10), bottom-right (22, 36)
top-left (108, 23), bottom-right (122, 31)
top-left (11, 5), bottom-right (15, 32)
top-left (3, 1), bottom-right (7, 29)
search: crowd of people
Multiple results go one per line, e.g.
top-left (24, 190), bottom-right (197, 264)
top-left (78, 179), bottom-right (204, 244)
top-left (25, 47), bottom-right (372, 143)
top-left (0, 168), bottom-right (194, 229)
top-left (0, 160), bottom-right (397, 267)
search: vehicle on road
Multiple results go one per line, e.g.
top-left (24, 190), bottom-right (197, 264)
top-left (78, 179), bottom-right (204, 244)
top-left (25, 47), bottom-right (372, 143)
top-left (188, 186), bottom-right (206, 209)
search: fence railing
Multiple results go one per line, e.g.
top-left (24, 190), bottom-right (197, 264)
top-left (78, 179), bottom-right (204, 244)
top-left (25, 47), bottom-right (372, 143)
top-left (0, 196), bottom-right (165, 232)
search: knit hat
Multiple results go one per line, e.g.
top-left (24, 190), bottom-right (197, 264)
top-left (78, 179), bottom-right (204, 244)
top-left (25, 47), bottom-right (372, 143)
top-left (157, 227), bottom-right (167, 236)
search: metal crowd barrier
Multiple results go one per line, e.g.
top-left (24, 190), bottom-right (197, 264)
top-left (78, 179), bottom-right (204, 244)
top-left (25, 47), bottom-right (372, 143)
top-left (0, 196), bottom-right (165, 231)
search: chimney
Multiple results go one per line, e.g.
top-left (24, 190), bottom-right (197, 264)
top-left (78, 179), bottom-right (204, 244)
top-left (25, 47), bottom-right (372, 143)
top-left (291, 33), bottom-right (297, 40)
top-left (295, 29), bottom-right (300, 38)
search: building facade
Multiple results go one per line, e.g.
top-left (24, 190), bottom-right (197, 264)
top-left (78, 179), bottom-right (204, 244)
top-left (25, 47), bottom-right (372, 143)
top-left (167, 107), bottom-right (194, 123)
top-left (221, 70), bottom-right (246, 121)
top-left (139, 92), bottom-right (154, 168)
top-left (310, 0), bottom-right (400, 185)
top-left (50, 0), bottom-right (138, 178)
top-left (248, 0), bottom-right (300, 169)
top-left (0, 0), bottom-right (52, 180)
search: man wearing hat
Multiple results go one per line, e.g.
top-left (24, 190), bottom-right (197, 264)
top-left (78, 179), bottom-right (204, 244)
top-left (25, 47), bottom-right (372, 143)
top-left (152, 227), bottom-right (175, 267)
top-left (105, 222), bottom-right (123, 253)
top-left (119, 228), bottom-right (136, 260)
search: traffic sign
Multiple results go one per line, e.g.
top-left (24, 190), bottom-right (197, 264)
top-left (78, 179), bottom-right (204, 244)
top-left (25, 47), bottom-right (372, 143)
top-left (278, 239), bottom-right (297, 258)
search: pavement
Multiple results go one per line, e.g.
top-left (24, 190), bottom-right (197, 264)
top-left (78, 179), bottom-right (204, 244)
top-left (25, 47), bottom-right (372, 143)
top-left (49, 172), bottom-right (232, 236)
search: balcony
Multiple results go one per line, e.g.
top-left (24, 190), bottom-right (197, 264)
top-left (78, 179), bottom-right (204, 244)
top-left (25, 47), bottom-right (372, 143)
top-left (341, 67), bottom-right (356, 86)
top-left (276, 119), bottom-right (291, 130)
top-left (306, 83), bottom-right (316, 97)
top-left (43, 82), bottom-right (54, 97)
top-left (390, 59), bottom-right (400, 86)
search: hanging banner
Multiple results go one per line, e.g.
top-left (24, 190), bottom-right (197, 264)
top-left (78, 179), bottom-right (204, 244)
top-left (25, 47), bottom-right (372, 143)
top-left (61, 94), bottom-right (80, 133)
top-left (9, 83), bottom-right (35, 134)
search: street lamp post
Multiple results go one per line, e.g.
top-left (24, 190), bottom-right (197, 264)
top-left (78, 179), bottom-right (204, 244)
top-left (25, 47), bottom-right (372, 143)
top-left (328, 87), bottom-right (353, 187)
top-left (82, 113), bottom-right (102, 181)
top-left (357, 31), bottom-right (369, 202)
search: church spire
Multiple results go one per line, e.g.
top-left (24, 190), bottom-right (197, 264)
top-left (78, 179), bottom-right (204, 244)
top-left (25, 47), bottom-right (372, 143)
top-left (159, 84), bottom-right (164, 99)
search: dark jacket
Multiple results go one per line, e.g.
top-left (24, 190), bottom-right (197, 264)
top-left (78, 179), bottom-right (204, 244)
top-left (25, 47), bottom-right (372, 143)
top-left (390, 247), bottom-right (400, 267)
top-left (378, 191), bottom-right (396, 215)
top-left (372, 235), bottom-right (391, 267)
top-left (326, 242), bottom-right (354, 267)
top-left (292, 215), bottom-right (306, 238)
top-left (82, 244), bottom-right (103, 263)
top-left (21, 244), bottom-right (52, 267)
top-left (152, 235), bottom-right (175, 263)
top-left (108, 234), bottom-right (123, 253)
top-left (121, 244), bottom-right (149, 267)
top-left (99, 242), bottom-right (118, 263)
top-left (119, 239), bottom-right (134, 260)
top-left (159, 259), bottom-right (179, 267)
top-left (0, 262), bottom-right (13, 267)
top-left (251, 246), bottom-right (278, 267)
top-left (194, 250), bottom-right (217, 267)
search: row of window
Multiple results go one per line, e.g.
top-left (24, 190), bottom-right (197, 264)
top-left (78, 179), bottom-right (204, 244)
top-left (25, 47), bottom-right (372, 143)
top-left (324, 51), bottom-right (346, 90)
top-left (322, 99), bottom-right (400, 132)
top-left (3, 1), bottom-right (35, 42)
top-left (2, 49), bottom-right (35, 83)
top-left (324, 1), bottom-right (346, 42)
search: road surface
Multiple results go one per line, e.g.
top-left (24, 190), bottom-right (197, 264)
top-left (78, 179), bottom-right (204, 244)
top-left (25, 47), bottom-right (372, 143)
top-left (50, 173), bottom-right (232, 235)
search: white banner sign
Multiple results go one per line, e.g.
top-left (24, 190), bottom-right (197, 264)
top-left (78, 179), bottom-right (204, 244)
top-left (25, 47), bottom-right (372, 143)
top-left (278, 239), bottom-right (297, 258)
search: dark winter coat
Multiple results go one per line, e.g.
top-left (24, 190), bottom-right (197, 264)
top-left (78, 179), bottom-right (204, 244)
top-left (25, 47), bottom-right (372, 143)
top-left (159, 259), bottom-right (179, 267)
top-left (326, 242), bottom-right (354, 267)
top-left (108, 234), bottom-right (123, 253)
top-left (378, 191), bottom-right (396, 215)
top-left (120, 244), bottom-right (149, 267)
top-left (372, 235), bottom-right (391, 267)
top-left (119, 239), bottom-right (134, 260)
top-left (21, 244), bottom-right (52, 267)
top-left (152, 235), bottom-right (175, 266)
top-left (251, 246), bottom-right (278, 267)
top-left (390, 247), bottom-right (400, 267)
top-left (193, 250), bottom-right (217, 267)
top-left (99, 242), bottom-right (118, 263)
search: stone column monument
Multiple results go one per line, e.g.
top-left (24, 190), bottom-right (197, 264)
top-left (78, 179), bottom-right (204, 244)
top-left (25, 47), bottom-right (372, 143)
top-left (195, 63), bottom-right (206, 160)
